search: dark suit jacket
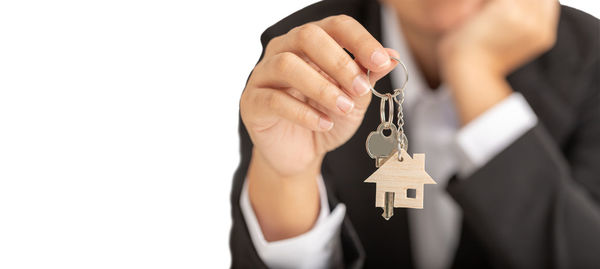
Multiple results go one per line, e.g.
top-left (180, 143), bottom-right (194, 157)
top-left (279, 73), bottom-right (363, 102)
top-left (230, 0), bottom-right (600, 268)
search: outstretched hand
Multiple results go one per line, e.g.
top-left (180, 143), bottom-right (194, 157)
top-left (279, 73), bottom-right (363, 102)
top-left (241, 15), bottom-right (399, 177)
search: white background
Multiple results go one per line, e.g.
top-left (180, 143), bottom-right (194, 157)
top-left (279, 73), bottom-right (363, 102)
top-left (0, 1), bottom-right (597, 268)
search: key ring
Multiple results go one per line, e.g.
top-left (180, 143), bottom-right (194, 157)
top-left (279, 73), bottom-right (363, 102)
top-left (366, 56), bottom-right (409, 99)
top-left (379, 93), bottom-right (394, 128)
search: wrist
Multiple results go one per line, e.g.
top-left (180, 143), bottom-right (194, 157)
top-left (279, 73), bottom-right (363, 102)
top-left (247, 148), bottom-right (323, 241)
top-left (438, 31), bottom-right (508, 78)
top-left (439, 42), bottom-right (498, 78)
top-left (250, 147), bottom-right (323, 181)
top-left (442, 54), bottom-right (503, 88)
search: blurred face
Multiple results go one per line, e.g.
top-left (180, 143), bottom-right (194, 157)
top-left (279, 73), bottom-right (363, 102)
top-left (383, 0), bottom-right (486, 36)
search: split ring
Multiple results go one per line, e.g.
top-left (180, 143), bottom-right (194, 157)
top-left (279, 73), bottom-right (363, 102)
top-left (366, 56), bottom-right (409, 99)
top-left (379, 93), bottom-right (394, 127)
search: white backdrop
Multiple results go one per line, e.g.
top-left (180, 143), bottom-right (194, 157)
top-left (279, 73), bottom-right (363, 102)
top-left (0, 1), bottom-right (597, 268)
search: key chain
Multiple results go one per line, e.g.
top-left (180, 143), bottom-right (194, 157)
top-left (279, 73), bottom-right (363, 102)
top-left (364, 57), bottom-right (436, 220)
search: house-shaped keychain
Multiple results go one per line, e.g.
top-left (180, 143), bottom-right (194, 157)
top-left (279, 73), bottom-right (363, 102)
top-left (364, 149), bottom-right (436, 219)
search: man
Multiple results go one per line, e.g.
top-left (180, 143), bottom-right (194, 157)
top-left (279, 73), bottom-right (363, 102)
top-left (232, 0), bottom-right (600, 267)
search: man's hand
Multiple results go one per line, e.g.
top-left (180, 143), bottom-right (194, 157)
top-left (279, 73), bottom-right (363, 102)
top-left (242, 15), bottom-right (398, 178)
top-left (240, 15), bottom-right (398, 240)
top-left (438, 0), bottom-right (559, 125)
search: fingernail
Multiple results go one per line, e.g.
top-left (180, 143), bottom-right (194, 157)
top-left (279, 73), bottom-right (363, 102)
top-left (336, 95), bottom-right (354, 113)
top-left (352, 75), bottom-right (371, 96)
top-left (319, 117), bottom-right (334, 130)
top-left (371, 50), bottom-right (390, 69)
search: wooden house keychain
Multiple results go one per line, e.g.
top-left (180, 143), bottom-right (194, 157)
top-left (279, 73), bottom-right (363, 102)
top-left (364, 57), bottom-right (436, 220)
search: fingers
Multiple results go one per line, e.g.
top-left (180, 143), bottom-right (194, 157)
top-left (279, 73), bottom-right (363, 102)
top-left (266, 23), bottom-right (372, 98)
top-left (247, 14), bottom-right (403, 134)
top-left (265, 15), bottom-right (398, 99)
top-left (255, 52), bottom-right (355, 115)
top-left (367, 48), bottom-right (401, 84)
top-left (315, 15), bottom-right (392, 71)
top-left (250, 88), bottom-right (334, 132)
top-left (353, 48), bottom-right (400, 109)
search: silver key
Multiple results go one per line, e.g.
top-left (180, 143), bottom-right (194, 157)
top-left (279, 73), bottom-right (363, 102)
top-left (366, 122), bottom-right (398, 167)
top-left (383, 192), bottom-right (395, 220)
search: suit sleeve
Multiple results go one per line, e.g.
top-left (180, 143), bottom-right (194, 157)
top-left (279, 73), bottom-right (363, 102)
top-left (239, 175), bottom-right (346, 269)
top-left (447, 63), bottom-right (600, 268)
top-left (230, 122), bottom-right (364, 269)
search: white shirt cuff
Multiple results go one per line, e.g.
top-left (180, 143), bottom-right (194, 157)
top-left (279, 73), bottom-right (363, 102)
top-left (240, 175), bottom-right (346, 269)
top-left (455, 92), bottom-right (538, 178)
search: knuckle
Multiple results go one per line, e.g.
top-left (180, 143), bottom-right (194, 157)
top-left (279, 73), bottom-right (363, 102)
top-left (334, 53), bottom-right (353, 71)
top-left (264, 35), bottom-right (283, 54)
top-left (295, 23), bottom-right (321, 43)
top-left (316, 80), bottom-right (335, 101)
top-left (272, 52), bottom-right (297, 74)
top-left (329, 14), bottom-right (354, 26)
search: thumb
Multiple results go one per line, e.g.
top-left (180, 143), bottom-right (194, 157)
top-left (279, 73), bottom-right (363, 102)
top-left (367, 48), bottom-right (400, 84)
top-left (353, 48), bottom-right (400, 110)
